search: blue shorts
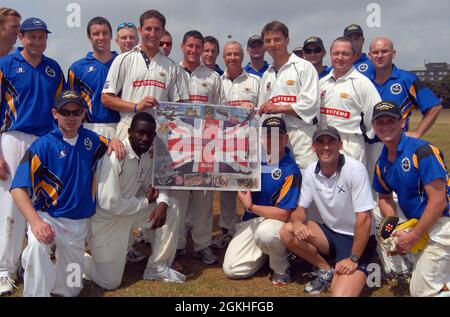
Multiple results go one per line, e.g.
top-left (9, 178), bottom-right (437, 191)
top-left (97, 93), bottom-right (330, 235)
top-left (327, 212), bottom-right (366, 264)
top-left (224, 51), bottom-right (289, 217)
top-left (318, 223), bottom-right (377, 275)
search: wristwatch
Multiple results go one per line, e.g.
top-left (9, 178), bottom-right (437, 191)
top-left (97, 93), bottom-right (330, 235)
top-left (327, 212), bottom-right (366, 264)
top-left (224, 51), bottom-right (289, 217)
top-left (349, 254), bottom-right (360, 263)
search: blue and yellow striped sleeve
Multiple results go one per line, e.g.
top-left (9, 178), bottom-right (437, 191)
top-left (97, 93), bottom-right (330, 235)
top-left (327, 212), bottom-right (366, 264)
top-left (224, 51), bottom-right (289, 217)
top-left (275, 172), bottom-right (301, 210)
top-left (372, 163), bottom-right (392, 194)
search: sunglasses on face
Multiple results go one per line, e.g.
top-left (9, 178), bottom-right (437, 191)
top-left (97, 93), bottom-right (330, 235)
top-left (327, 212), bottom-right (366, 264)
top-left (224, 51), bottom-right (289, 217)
top-left (117, 22), bottom-right (136, 31)
top-left (160, 41), bottom-right (172, 47)
top-left (304, 47), bottom-right (322, 54)
top-left (58, 108), bottom-right (84, 117)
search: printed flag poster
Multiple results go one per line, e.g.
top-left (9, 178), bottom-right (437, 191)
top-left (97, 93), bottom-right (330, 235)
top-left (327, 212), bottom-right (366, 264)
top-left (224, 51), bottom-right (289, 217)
top-left (153, 102), bottom-right (260, 191)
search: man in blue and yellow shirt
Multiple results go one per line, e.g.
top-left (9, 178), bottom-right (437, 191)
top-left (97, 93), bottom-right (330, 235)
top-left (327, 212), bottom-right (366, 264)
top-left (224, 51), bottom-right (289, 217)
top-left (368, 37), bottom-right (442, 139)
top-left (223, 117), bottom-right (301, 286)
top-left (68, 16), bottom-right (119, 138)
top-left (0, 17), bottom-right (65, 296)
top-left (10, 90), bottom-right (124, 297)
top-left (372, 101), bottom-right (449, 297)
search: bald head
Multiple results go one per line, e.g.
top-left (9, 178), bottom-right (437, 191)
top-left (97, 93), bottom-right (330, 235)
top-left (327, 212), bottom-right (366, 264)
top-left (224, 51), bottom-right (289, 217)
top-left (368, 37), bottom-right (396, 71)
top-left (370, 37), bottom-right (394, 51)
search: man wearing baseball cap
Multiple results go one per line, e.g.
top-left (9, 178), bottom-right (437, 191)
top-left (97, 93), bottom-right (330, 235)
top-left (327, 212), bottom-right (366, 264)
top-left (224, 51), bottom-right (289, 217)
top-left (280, 124), bottom-right (376, 296)
top-left (0, 16), bottom-right (66, 296)
top-left (10, 89), bottom-right (125, 296)
top-left (223, 116), bottom-right (301, 286)
top-left (372, 101), bottom-right (450, 297)
top-left (343, 23), bottom-right (374, 77)
top-left (302, 36), bottom-right (331, 79)
top-left (244, 35), bottom-right (270, 78)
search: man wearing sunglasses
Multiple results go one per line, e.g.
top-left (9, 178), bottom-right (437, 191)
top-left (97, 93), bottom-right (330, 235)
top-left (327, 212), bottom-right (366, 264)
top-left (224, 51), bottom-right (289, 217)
top-left (116, 22), bottom-right (139, 54)
top-left (302, 36), bottom-right (331, 79)
top-left (10, 90), bottom-right (125, 296)
top-left (160, 30), bottom-right (172, 57)
top-left (68, 17), bottom-right (119, 139)
top-left (0, 17), bottom-right (66, 296)
top-left (102, 9), bottom-right (189, 140)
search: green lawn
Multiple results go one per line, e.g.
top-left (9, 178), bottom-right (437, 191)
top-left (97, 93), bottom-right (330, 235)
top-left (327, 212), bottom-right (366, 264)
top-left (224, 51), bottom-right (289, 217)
top-left (6, 110), bottom-right (449, 298)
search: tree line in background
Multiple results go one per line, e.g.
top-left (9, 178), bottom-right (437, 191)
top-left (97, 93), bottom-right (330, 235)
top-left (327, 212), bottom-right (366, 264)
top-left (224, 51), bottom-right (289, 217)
top-left (425, 77), bottom-right (450, 108)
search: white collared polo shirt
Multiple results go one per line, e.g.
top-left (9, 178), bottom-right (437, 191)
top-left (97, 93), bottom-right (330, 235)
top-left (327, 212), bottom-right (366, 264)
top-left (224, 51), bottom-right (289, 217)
top-left (258, 54), bottom-right (320, 129)
top-left (221, 70), bottom-right (260, 106)
top-left (299, 154), bottom-right (375, 236)
top-left (181, 63), bottom-right (226, 105)
top-left (103, 47), bottom-right (189, 125)
top-left (319, 66), bottom-right (381, 138)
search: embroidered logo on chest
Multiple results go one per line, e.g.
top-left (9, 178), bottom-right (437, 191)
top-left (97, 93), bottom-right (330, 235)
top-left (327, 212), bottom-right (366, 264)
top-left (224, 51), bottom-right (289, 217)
top-left (390, 83), bottom-right (402, 95)
top-left (358, 63), bottom-right (368, 72)
top-left (272, 168), bottom-right (282, 180)
top-left (401, 157), bottom-right (411, 172)
top-left (84, 138), bottom-right (92, 151)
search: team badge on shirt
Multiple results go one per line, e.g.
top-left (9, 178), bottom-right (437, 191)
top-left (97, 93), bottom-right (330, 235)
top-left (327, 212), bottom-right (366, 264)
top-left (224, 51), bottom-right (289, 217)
top-left (401, 157), bottom-right (411, 172)
top-left (84, 138), bottom-right (93, 151)
top-left (358, 64), bottom-right (368, 72)
top-left (45, 66), bottom-right (56, 77)
top-left (272, 168), bottom-right (282, 180)
top-left (159, 72), bottom-right (166, 77)
top-left (202, 82), bottom-right (208, 87)
top-left (340, 92), bottom-right (350, 99)
top-left (390, 83), bottom-right (402, 95)
top-left (244, 88), bottom-right (251, 94)
top-left (286, 80), bottom-right (295, 86)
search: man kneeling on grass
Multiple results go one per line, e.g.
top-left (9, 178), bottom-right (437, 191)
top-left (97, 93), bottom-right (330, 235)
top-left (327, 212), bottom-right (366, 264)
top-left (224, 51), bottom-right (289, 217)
top-left (84, 112), bottom-right (185, 290)
top-left (223, 117), bottom-right (301, 285)
top-left (280, 125), bottom-right (376, 296)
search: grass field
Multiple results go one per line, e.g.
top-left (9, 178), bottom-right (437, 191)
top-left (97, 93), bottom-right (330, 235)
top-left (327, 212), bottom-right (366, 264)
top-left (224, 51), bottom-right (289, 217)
top-left (7, 110), bottom-right (450, 298)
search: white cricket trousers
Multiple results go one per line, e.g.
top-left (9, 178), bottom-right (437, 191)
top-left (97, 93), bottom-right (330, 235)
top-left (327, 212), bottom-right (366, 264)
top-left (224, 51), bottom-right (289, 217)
top-left (367, 141), bottom-right (416, 275)
top-left (410, 217), bottom-right (450, 297)
top-left (21, 212), bottom-right (88, 297)
top-left (83, 123), bottom-right (117, 139)
top-left (340, 133), bottom-right (367, 165)
top-left (84, 200), bottom-right (179, 290)
top-left (286, 125), bottom-right (317, 170)
top-left (175, 190), bottom-right (213, 252)
top-left (223, 217), bottom-right (289, 278)
top-left (0, 131), bottom-right (37, 276)
top-left (219, 191), bottom-right (239, 234)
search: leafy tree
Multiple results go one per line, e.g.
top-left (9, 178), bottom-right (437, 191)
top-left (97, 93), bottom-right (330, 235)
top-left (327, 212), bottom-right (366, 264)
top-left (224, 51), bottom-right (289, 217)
top-left (423, 75), bottom-right (450, 109)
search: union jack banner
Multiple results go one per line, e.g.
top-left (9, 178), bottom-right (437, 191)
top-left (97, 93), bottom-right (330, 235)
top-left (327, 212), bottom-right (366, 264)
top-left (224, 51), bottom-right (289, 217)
top-left (153, 102), bottom-right (261, 191)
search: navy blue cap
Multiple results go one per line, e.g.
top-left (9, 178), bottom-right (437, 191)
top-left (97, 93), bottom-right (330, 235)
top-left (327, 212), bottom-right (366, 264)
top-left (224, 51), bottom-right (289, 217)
top-left (262, 117), bottom-right (287, 134)
top-left (372, 101), bottom-right (401, 122)
top-left (343, 24), bottom-right (363, 37)
top-left (54, 90), bottom-right (84, 110)
top-left (20, 17), bottom-right (51, 34)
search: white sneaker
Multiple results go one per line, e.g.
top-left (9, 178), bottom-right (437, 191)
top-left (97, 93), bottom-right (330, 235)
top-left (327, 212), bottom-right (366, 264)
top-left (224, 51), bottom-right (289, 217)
top-left (0, 272), bottom-right (16, 296)
top-left (126, 249), bottom-right (146, 263)
top-left (143, 265), bottom-right (186, 283)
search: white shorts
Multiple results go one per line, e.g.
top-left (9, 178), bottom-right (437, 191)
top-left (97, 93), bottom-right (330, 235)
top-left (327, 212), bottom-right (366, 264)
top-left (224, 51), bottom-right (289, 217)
top-left (410, 217), bottom-right (450, 297)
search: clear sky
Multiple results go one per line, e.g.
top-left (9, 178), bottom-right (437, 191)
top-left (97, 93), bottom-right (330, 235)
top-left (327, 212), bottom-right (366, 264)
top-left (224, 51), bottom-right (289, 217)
top-left (5, 0), bottom-right (450, 73)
